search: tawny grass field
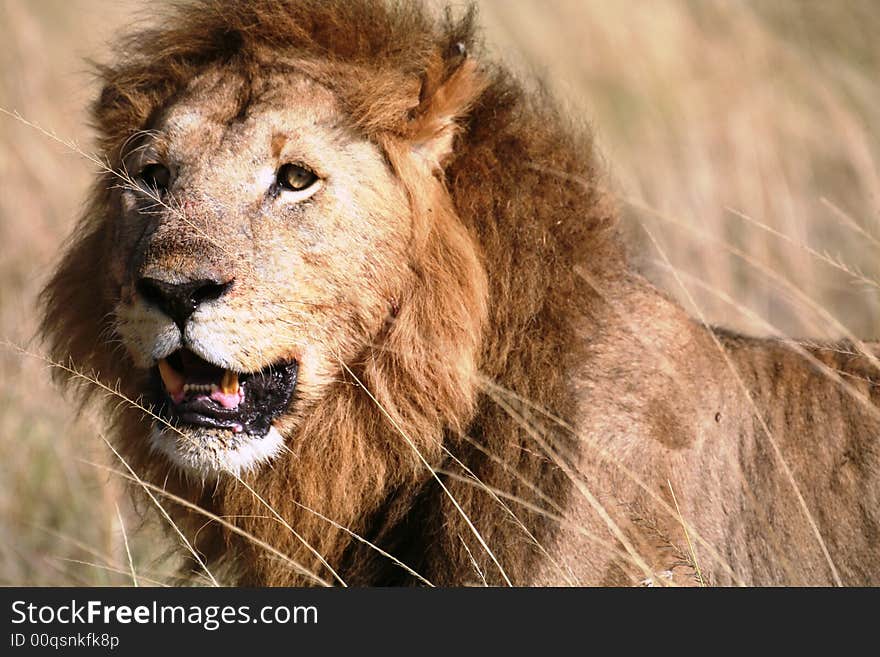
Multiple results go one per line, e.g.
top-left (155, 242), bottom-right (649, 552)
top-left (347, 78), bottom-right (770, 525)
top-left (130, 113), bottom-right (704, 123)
top-left (0, 0), bottom-right (877, 585)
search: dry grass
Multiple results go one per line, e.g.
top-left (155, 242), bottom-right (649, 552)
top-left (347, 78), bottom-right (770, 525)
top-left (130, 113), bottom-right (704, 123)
top-left (1, 0), bottom-right (878, 585)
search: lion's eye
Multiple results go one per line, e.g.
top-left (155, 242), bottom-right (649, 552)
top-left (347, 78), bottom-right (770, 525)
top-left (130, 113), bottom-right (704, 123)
top-left (277, 163), bottom-right (319, 192)
top-left (138, 163), bottom-right (171, 194)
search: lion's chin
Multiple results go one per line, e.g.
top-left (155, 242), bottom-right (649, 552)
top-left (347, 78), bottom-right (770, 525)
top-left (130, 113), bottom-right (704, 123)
top-left (149, 423), bottom-right (285, 478)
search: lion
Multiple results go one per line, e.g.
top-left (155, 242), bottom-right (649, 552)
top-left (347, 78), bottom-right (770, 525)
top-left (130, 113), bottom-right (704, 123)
top-left (40, 0), bottom-right (880, 586)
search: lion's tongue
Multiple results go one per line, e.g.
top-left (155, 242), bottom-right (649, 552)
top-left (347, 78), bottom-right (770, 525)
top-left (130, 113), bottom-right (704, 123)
top-left (210, 387), bottom-right (244, 409)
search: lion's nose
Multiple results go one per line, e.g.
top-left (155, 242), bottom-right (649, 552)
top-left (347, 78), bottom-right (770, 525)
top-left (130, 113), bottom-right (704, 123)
top-left (136, 276), bottom-right (234, 330)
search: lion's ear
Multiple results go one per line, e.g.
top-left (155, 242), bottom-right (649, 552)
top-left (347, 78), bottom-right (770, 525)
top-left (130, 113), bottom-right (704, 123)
top-left (409, 44), bottom-right (486, 170)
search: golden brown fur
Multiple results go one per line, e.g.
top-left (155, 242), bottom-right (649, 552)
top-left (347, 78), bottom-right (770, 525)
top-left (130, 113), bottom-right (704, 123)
top-left (40, 0), bottom-right (880, 586)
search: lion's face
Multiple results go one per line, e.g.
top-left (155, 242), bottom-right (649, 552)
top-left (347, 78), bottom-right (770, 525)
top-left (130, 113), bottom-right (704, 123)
top-left (110, 68), bottom-right (412, 476)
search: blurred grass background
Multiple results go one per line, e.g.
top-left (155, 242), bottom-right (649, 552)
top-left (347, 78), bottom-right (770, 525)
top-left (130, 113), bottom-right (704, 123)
top-left (1, 0), bottom-right (878, 585)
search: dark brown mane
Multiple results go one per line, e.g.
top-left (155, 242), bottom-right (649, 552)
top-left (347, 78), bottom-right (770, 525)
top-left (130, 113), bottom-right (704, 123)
top-left (41, 0), bottom-right (626, 585)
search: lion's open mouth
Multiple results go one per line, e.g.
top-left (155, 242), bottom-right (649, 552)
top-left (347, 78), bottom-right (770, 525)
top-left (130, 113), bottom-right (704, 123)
top-left (151, 349), bottom-right (298, 436)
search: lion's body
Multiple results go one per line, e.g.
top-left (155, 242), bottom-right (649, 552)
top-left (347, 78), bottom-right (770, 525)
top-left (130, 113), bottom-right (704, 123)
top-left (549, 278), bottom-right (880, 585)
top-left (40, 0), bottom-right (879, 586)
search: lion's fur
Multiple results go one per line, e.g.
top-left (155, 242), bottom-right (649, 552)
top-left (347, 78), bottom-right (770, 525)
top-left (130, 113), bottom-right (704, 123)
top-left (40, 0), bottom-right (879, 586)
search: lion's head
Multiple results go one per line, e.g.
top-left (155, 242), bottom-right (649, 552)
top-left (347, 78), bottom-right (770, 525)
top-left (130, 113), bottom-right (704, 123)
top-left (109, 60), bottom-right (488, 476)
top-left (41, 0), bottom-right (620, 585)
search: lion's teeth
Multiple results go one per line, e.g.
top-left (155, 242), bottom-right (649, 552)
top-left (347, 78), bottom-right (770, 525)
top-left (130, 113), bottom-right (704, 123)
top-left (158, 359), bottom-right (184, 394)
top-left (183, 383), bottom-right (215, 393)
top-left (221, 369), bottom-right (240, 395)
